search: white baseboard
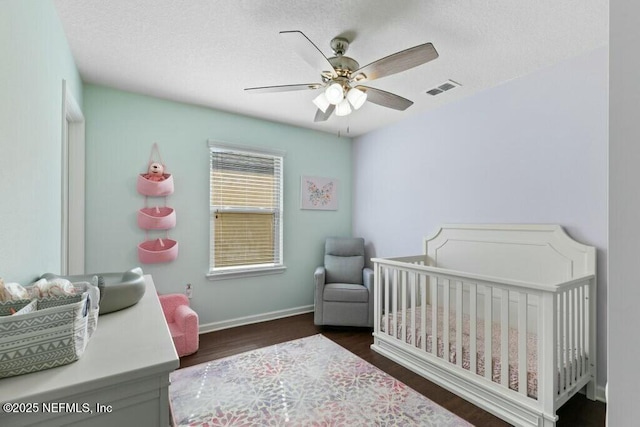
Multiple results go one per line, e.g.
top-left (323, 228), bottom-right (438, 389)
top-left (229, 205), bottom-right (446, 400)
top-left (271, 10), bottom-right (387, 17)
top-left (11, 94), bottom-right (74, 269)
top-left (198, 305), bottom-right (314, 334)
top-left (595, 383), bottom-right (607, 404)
top-left (577, 383), bottom-right (607, 403)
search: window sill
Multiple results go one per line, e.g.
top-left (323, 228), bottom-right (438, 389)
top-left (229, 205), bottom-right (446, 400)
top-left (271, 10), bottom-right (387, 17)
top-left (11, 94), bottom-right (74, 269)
top-left (207, 265), bottom-right (287, 280)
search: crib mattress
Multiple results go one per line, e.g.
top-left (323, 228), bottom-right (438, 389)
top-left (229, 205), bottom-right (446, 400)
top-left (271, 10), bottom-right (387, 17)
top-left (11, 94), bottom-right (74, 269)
top-left (381, 305), bottom-right (539, 398)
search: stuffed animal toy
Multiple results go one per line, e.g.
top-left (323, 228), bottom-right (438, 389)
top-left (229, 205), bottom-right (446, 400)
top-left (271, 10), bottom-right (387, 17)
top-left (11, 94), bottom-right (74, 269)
top-left (0, 278), bottom-right (30, 302)
top-left (143, 162), bottom-right (166, 181)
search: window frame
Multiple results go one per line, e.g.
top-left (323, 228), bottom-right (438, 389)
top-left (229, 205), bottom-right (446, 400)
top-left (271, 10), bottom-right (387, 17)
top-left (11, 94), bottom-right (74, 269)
top-left (207, 140), bottom-right (286, 280)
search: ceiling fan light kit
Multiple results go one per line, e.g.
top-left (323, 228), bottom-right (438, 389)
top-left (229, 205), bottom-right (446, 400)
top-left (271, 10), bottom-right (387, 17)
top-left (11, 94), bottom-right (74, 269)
top-left (346, 87), bottom-right (367, 110)
top-left (335, 98), bottom-right (352, 116)
top-left (312, 92), bottom-right (331, 113)
top-left (245, 30), bottom-right (439, 123)
top-left (325, 82), bottom-right (345, 105)
top-left (312, 83), bottom-right (367, 117)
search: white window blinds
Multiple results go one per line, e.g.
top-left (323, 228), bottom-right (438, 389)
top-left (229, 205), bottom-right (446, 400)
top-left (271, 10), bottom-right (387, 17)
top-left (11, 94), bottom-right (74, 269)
top-left (209, 143), bottom-right (284, 274)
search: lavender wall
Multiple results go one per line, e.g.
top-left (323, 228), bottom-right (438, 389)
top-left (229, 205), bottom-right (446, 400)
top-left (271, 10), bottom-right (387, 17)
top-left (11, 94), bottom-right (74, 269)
top-left (352, 46), bottom-right (608, 392)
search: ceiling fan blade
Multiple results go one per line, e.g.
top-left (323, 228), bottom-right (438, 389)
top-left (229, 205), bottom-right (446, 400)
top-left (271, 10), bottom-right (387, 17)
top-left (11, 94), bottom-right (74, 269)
top-left (314, 104), bottom-right (335, 122)
top-left (244, 83), bottom-right (322, 93)
top-left (280, 30), bottom-right (338, 78)
top-left (356, 86), bottom-right (413, 111)
top-left (353, 43), bottom-right (438, 82)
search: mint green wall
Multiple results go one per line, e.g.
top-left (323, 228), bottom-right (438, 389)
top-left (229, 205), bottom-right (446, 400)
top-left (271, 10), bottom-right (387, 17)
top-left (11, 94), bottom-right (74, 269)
top-left (0, 0), bottom-right (82, 284)
top-left (83, 85), bottom-right (352, 326)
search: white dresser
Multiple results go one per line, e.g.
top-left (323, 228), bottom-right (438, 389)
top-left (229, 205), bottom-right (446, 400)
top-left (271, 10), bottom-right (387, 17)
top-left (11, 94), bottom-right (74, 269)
top-left (0, 275), bottom-right (179, 426)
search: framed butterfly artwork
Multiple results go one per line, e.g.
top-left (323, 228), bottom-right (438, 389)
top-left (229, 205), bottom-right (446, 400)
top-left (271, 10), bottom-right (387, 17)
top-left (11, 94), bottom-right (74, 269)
top-left (300, 176), bottom-right (338, 210)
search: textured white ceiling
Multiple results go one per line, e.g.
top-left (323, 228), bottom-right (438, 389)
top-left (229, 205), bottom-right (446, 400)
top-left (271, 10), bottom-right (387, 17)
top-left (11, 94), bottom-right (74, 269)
top-left (53, 0), bottom-right (608, 137)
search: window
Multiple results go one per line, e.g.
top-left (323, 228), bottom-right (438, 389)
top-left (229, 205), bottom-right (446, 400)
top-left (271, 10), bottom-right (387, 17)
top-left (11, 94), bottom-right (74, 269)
top-left (208, 141), bottom-right (285, 278)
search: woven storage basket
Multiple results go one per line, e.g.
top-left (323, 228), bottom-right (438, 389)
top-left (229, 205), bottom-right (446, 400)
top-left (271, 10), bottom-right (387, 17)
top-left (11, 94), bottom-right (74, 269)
top-left (137, 173), bottom-right (174, 196)
top-left (137, 206), bottom-right (176, 230)
top-left (0, 283), bottom-right (99, 378)
top-left (138, 238), bottom-right (178, 264)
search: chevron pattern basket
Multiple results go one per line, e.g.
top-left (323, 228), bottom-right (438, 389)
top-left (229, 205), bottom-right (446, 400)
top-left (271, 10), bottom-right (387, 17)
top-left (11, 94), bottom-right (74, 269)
top-left (0, 284), bottom-right (99, 378)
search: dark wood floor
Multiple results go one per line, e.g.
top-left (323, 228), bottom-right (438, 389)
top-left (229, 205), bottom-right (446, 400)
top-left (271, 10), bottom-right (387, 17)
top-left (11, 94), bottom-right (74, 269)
top-left (180, 313), bottom-right (605, 426)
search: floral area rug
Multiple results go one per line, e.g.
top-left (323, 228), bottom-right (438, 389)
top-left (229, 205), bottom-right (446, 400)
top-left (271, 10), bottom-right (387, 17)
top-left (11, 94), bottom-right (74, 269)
top-left (169, 334), bottom-right (473, 426)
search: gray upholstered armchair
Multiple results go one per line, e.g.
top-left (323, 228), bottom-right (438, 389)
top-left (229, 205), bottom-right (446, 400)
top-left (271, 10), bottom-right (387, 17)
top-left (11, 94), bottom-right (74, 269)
top-left (314, 237), bottom-right (374, 327)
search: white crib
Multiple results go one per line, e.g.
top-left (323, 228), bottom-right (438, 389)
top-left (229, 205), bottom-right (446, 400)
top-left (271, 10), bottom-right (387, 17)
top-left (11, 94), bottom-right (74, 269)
top-left (371, 224), bottom-right (597, 427)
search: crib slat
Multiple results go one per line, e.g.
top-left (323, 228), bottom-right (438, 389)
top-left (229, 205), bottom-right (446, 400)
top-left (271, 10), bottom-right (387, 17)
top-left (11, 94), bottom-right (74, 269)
top-left (420, 274), bottom-right (427, 352)
top-left (566, 289), bottom-right (572, 387)
top-left (431, 278), bottom-right (438, 356)
top-left (579, 286), bottom-right (584, 379)
top-left (518, 292), bottom-right (527, 396)
top-left (392, 269), bottom-right (399, 340)
top-left (401, 270), bottom-right (407, 344)
top-left (566, 288), bottom-right (571, 386)
top-left (484, 286), bottom-right (492, 381)
top-left (578, 285), bottom-right (585, 379)
top-left (443, 279), bottom-right (450, 363)
top-left (568, 289), bottom-right (573, 387)
top-left (571, 288), bottom-right (577, 383)
top-left (585, 281), bottom-right (591, 380)
top-left (382, 267), bottom-right (387, 334)
top-left (470, 283), bottom-right (477, 374)
top-left (456, 281), bottom-right (463, 367)
top-left (500, 288), bottom-right (509, 387)
top-left (564, 291), bottom-right (570, 391)
top-left (374, 263), bottom-right (380, 335)
top-left (410, 272), bottom-right (417, 348)
top-left (539, 292), bottom-right (545, 402)
top-left (384, 267), bottom-right (390, 337)
top-left (579, 285), bottom-right (585, 377)
top-left (559, 292), bottom-right (566, 392)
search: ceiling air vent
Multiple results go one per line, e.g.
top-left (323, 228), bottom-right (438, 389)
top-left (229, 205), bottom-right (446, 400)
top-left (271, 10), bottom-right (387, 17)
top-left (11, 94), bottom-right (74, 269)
top-left (427, 79), bottom-right (462, 96)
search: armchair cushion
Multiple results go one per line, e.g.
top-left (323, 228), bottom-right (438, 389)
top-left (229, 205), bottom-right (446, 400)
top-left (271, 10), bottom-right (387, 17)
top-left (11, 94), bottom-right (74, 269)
top-left (325, 255), bottom-right (364, 284)
top-left (324, 237), bottom-right (365, 284)
top-left (323, 283), bottom-right (369, 303)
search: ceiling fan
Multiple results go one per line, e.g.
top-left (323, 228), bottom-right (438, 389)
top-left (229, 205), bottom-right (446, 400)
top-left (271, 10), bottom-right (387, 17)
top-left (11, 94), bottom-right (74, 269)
top-left (244, 31), bottom-right (439, 122)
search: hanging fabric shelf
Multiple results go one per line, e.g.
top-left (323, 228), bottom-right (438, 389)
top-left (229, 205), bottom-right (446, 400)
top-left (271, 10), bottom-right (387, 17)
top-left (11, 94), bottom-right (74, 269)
top-left (137, 173), bottom-right (174, 196)
top-left (138, 238), bottom-right (178, 264)
top-left (137, 206), bottom-right (176, 230)
top-left (137, 142), bottom-right (174, 196)
top-left (136, 143), bottom-right (178, 264)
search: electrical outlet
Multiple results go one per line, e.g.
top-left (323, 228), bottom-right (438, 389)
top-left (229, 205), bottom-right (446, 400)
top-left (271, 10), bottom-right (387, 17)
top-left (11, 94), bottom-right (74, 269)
top-left (185, 283), bottom-right (193, 299)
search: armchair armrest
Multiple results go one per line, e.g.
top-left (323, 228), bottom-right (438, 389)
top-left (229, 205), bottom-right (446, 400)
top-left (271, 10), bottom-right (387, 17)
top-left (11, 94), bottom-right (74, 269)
top-left (363, 267), bottom-right (374, 292)
top-left (314, 266), bottom-right (326, 326)
top-left (158, 293), bottom-right (190, 322)
top-left (173, 304), bottom-right (199, 356)
top-left (314, 266), bottom-right (326, 285)
top-left (363, 267), bottom-right (375, 327)
top-left (174, 304), bottom-right (198, 332)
